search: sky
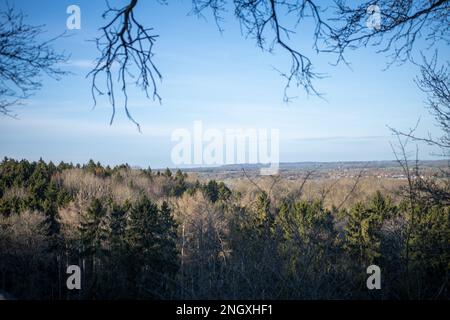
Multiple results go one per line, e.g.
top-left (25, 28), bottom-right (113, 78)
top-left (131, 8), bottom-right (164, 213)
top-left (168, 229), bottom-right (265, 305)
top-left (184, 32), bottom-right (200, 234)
top-left (0, 0), bottom-right (448, 168)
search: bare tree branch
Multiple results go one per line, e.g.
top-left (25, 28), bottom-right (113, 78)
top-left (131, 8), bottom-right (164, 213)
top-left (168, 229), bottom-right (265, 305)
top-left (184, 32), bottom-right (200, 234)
top-left (0, 5), bottom-right (68, 116)
top-left (89, 0), bottom-right (162, 131)
top-left (89, 0), bottom-right (449, 125)
top-left (390, 124), bottom-right (450, 208)
top-left (193, 0), bottom-right (337, 101)
top-left (336, 167), bottom-right (364, 210)
top-left (388, 54), bottom-right (450, 154)
top-left (331, 0), bottom-right (450, 66)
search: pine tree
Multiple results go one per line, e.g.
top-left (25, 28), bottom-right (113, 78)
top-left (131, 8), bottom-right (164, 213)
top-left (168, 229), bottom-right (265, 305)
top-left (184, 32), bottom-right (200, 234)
top-left (343, 193), bottom-right (391, 266)
top-left (256, 191), bottom-right (271, 229)
top-left (274, 199), bottom-right (337, 292)
top-left (77, 198), bottom-right (109, 297)
top-left (125, 196), bottom-right (178, 298)
top-left (79, 198), bottom-right (107, 256)
top-left (164, 168), bottom-right (172, 177)
top-left (408, 204), bottom-right (450, 297)
top-left (28, 160), bottom-right (51, 211)
top-left (101, 201), bottom-right (130, 298)
top-left (218, 182), bottom-right (231, 201)
top-left (369, 190), bottom-right (396, 220)
top-left (109, 201), bottom-right (128, 251)
top-left (173, 169), bottom-right (187, 197)
top-left (158, 201), bottom-right (179, 278)
top-left (204, 180), bottom-right (219, 203)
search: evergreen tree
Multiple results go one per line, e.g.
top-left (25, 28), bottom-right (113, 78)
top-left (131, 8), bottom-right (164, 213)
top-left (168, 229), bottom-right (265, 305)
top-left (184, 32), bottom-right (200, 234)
top-left (173, 169), bottom-right (187, 197)
top-left (343, 193), bottom-right (392, 266)
top-left (164, 168), bottom-right (172, 177)
top-left (158, 201), bottom-right (179, 278)
top-left (143, 166), bottom-right (153, 178)
top-left (125, 196), bottom-right (178, 298)
top-left (101, 201), bottom-right (130, 298)
top-left (28, 160), bottom-right (51, 211)
top-left (78, 198), bottom-right (108, 297)
top-left (79, 198), bottom-right (107, 257)
top-left (274, 199), bottom-right (337, 295)
top-left (204, 180), bottom-right (219, 203)
top-left (109, 202), bottom-right (129, 250)
top-left (256, 191), bottom-right (271, 228)
top-left (218, 182), bottom-right (231, 201)
top-left (408, 204), bottom-right (450, 297)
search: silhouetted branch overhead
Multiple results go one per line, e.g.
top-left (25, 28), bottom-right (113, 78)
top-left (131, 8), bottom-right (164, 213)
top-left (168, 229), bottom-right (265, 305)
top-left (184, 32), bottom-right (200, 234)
top-left (389, 55), bottom-right (450, 153)
top-left (193, 0), bottom-right (337, 101)
top-left (3, 0), bottom-right (447, 125)
top-left (331, 0), bottom-right (450, 65)
top-left (0, 5), bottom-right (67, 116)
top-left (416, 54), bottom-right (450, 150)
top-left (191, 0), bottom-right (227, 32)
top-left (89, 0), bottom-right (162, 131)
top-left (88, 0), bottom-right (449, 126)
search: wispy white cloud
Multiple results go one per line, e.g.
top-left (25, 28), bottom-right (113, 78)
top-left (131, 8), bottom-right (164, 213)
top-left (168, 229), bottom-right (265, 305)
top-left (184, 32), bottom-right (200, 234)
top-left (60, 59), bottom-right (96, 69)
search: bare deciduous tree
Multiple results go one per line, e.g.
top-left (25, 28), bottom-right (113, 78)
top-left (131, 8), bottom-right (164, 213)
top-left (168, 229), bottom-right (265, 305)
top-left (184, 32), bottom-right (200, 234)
top-left (389, 53), bottom-right (449, 156)
top-left (0, 5), bottom-right (67, 116)
top-left (415, 55), bottom-right (449, 151)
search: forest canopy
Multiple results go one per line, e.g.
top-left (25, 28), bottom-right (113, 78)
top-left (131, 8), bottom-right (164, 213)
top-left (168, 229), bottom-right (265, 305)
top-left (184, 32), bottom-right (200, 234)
top-left (0, 157), bottom-right (448, 299)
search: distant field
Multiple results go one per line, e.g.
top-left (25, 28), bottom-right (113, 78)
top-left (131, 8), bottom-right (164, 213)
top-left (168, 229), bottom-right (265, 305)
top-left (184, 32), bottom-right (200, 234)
top-left (181, 160), bottom-right (448, 209)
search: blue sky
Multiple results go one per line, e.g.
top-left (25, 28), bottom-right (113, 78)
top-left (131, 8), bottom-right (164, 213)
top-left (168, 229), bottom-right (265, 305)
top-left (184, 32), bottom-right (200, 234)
top-left (0, 0), bottom-right (447, 168)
